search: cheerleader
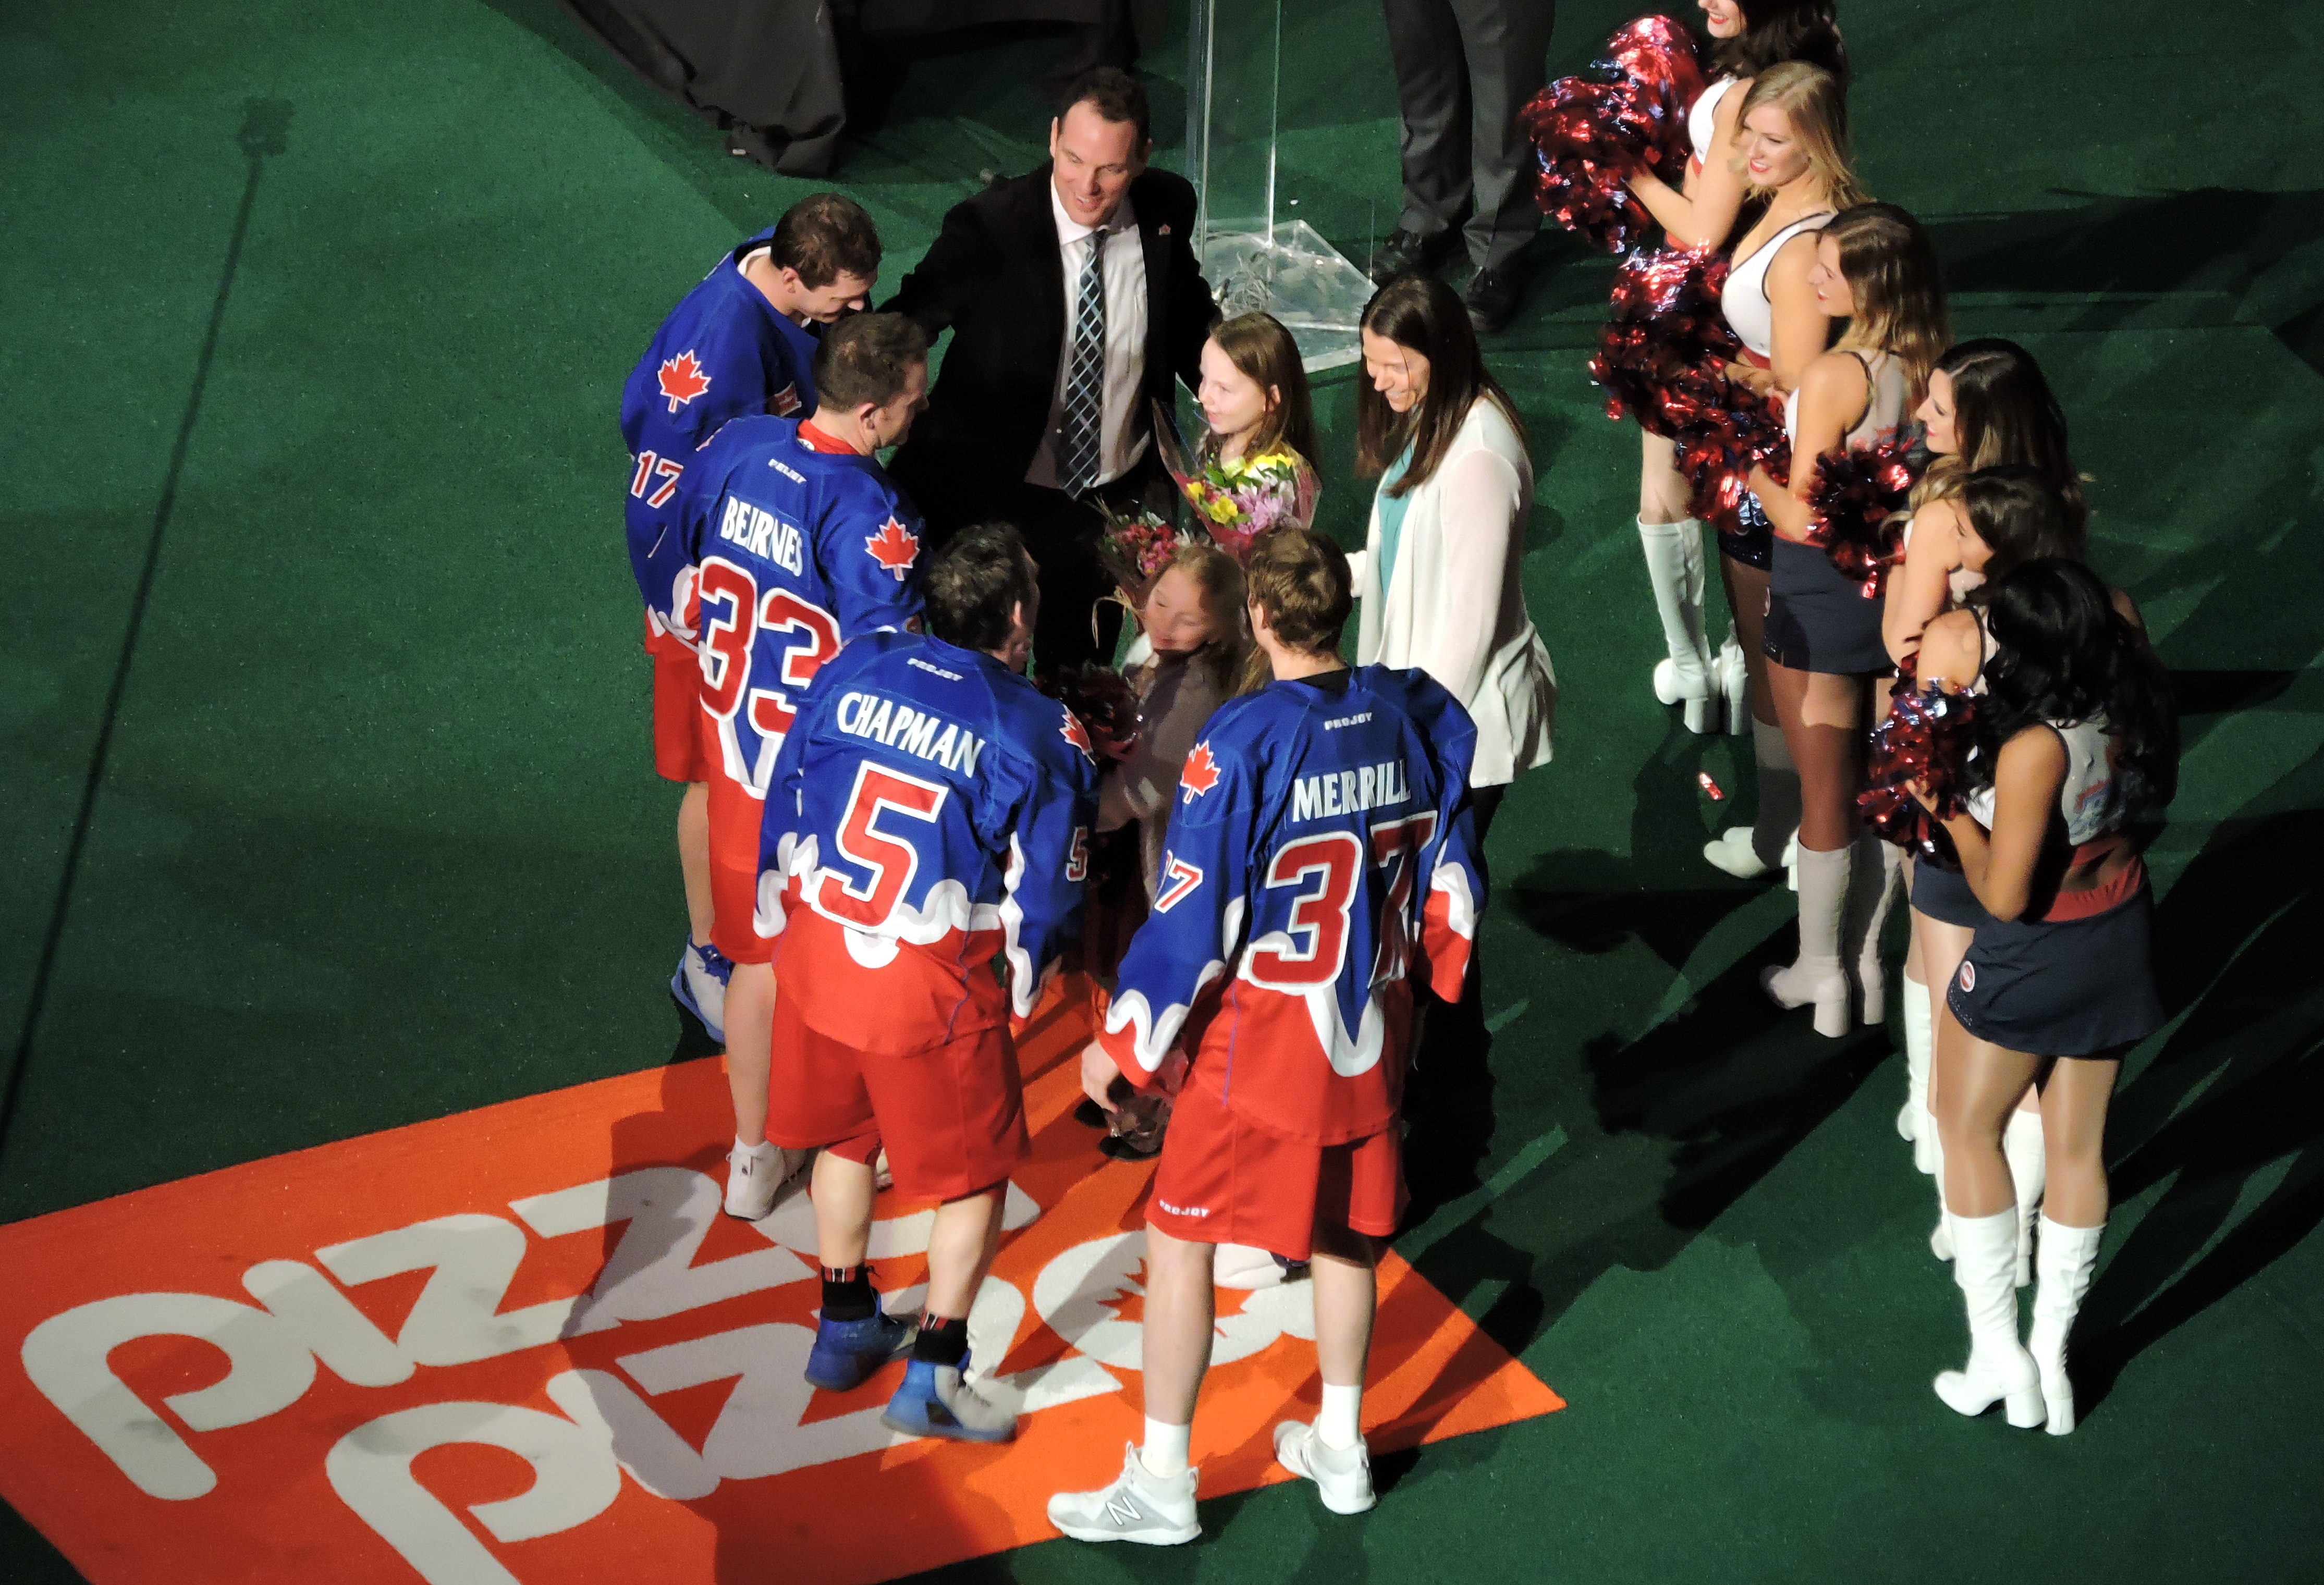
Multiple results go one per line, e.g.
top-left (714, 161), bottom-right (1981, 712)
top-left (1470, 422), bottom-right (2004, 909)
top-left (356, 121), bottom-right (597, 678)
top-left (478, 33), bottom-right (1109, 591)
top-left (1623, 2), bottom-right (1849, 745)
top-left (1697, 61), bottom-right (1864, 879)
top-left (1910, 559), bottom-right (2177, 1434)
top-left (1881, 342), bottom-right (2089, 1247)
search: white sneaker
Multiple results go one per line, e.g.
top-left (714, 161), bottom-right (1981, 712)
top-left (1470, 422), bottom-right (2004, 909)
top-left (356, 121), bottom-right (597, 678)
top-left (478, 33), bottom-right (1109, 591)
top-left (723, 1143), bottom-right (811, 1220)
top-left (1047, 1444), bottom-right (1200, 1545)
top-left (1273, 1420), bottom-right (1376, 1515)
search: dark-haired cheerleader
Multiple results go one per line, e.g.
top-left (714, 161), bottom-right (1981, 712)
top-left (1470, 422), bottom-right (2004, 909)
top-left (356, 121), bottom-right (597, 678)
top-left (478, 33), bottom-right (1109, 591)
top-left (1743, 201), bottom-right (1943, 1035)
top-left (1882, 340), bottom-right (2090, 1262)
top-left (1909, 559), bottom-right (2177, 1436)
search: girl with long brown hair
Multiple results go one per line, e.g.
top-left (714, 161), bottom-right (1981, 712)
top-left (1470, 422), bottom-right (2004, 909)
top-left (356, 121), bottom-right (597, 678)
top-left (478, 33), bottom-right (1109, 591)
top-left (1745, 201), bottom-right (1948, 1037)
top-left (1351, 273), bottom-right (1556, 844)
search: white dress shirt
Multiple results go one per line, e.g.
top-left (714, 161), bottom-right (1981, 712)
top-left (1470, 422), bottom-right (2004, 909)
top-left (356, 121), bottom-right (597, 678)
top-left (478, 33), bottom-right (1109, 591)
top-left (1026, 179), bottom-right (1150, 490)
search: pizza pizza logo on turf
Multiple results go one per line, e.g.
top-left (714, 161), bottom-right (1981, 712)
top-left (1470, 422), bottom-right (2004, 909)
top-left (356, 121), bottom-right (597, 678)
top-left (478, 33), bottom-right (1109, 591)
top-left (0, 993), bottom-right (1559, 1585)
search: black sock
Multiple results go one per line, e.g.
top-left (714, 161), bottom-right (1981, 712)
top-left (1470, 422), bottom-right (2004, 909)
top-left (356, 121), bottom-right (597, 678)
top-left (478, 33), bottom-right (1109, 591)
top-left (914, 1313), bottom-right (970, 1367)
top-left (821, 1264), bottom-right (875, 1322)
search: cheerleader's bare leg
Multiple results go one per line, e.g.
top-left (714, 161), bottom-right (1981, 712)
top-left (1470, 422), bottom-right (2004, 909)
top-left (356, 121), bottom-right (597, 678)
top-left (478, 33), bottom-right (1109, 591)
top-left (1704, 554), bottom-right (1797, 876)
top-left (2027, 1054), bottom-right (2118, 1432)
top-left (1759, 662), bottom-right (1866, 1035)
top-left (1929, 1018), bottom-right (2046, 1428)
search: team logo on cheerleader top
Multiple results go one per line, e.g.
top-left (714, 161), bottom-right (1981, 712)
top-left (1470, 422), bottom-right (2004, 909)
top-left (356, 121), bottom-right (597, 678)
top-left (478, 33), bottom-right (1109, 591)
top-left (1179, 742), bottom-right (1221, 803)
top-left (657, 350), bottom-right (713, 412)
top-left (1959, 961), bottom-right (1976, 993)
top-left (864, 518), bottom-right (921, 581)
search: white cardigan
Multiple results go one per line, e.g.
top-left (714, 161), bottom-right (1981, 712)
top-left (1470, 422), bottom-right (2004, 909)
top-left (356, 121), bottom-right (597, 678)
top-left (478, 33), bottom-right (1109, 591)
top-left (1349, 397), bottom-right (1556, 787)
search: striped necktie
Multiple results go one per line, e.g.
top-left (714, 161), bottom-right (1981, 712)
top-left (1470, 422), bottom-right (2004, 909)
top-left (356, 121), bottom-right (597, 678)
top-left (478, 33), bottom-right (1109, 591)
top-left (1058, 227), bottom-right (1108, 494)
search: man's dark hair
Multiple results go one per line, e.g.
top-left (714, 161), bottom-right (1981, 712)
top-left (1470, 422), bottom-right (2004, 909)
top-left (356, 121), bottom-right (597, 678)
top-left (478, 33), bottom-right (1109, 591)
top-left (924, 523), bottom-right (1037, 652)
top-left (1059, 66), bottom-right (1151, 149)
top-left (769, 192), bottom-right (882, 290)
top-left (813, 312), bottom-right (928, 412)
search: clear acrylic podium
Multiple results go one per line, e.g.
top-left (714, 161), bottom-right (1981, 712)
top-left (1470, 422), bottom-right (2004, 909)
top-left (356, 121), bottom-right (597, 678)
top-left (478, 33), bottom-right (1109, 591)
top-left (1185, 0), bottom-right (1374, 372)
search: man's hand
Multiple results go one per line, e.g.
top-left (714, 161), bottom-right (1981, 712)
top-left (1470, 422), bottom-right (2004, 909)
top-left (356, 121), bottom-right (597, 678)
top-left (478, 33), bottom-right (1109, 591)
top-left (1080, 1039), bottom-right (1123, 1115)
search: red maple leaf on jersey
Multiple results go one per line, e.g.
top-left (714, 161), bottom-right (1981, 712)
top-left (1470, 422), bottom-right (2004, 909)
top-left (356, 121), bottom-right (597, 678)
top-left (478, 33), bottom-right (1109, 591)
top-left (1179, 741), bottom-right (1221, 803)
top-left (658, 350), bottom-right (713, 413)
top-left (864, 517), bottom-right (921, 581)
top-left (1059, 713), bottom-right (1095, 761)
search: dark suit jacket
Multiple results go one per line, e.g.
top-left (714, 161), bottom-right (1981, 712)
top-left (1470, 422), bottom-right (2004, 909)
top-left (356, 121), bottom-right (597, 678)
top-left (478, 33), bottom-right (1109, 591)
top-left (885, 165), bottom-right (1216, 534)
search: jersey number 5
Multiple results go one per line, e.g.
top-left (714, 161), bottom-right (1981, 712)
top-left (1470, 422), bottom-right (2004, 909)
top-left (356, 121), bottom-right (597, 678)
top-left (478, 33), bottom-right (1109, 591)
top-left (816, 763), bottom-right (948, 929)
top-left (1245, 812), bottom-right (1438, 990)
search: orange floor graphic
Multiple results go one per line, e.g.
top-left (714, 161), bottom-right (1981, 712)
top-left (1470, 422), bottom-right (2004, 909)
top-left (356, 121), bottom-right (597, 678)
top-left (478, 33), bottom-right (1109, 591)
top-left (0, 981), bottom-right (1562, 1583)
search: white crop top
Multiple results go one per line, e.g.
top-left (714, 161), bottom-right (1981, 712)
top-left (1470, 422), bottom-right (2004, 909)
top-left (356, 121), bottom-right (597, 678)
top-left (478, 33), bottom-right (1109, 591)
top-left (1687, 76), bottom-right (1738, 173)
top-left (1783, 349), bottom-right (1912, 450)
top-left (1720, 211), bottom-right (1832, 360)
top-left (1964, 716), bottom-right (2122, 844)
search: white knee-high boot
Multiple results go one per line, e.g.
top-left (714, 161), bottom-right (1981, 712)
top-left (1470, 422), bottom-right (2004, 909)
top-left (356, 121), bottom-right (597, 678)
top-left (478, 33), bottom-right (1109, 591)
top-left (2004, 1108), bottom-right (2048, 1288)
top-left (1706, 717), bottom-right (1801, 878)
top-left (1844, 831), bottom-right (1902, 1026)
top-left (1933, 1207), bottom-right (2044, 1428)
top-left (1638, 518), bottom-right (1717, 733)
top-left (1717, 624), bottom-right (1749, 736)
top-left (1899, 973), bottom-right (1930, 1147)
top-left (1762, 843), bottom-right (1850, 1037)
top-left (2026, 1215), bottom-right (2103, 1435)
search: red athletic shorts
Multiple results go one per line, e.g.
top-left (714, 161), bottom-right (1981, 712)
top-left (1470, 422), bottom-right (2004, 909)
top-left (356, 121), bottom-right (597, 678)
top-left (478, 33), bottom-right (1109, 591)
top-left (647, 615), bottom-right (711, 784)
top-left (762, 978), bottom-right (1029, 1202)
top-left (1146, 1077), bottom-right (1404, 1263)
top-left (705, 760), bottom-right (772, 965)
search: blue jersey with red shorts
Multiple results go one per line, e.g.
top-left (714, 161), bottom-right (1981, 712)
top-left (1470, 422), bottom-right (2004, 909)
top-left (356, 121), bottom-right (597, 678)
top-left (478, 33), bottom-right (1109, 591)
top-left (1102, 666), bottom-right (1484, 1148)
top-left (663, 415), bottom-right (924, 963)
top-left (759, 630), bottom-right (1098, 1049)
top-left (621, 228), bottom-right (822, 619)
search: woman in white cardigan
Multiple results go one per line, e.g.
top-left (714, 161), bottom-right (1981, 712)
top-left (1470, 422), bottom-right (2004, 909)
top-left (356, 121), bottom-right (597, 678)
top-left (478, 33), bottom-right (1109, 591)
top-left (1348, 275), bottom-right (1556, 843)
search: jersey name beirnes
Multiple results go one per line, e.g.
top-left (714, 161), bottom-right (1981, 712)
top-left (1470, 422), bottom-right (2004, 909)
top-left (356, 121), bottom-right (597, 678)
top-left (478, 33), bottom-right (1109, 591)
top-left (717, 493), bottom-right (806, 575)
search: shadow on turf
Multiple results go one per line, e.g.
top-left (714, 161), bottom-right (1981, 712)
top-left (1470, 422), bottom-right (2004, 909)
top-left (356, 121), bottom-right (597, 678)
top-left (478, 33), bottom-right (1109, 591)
top-left (2070, 736), bottom-right (2324, 1414)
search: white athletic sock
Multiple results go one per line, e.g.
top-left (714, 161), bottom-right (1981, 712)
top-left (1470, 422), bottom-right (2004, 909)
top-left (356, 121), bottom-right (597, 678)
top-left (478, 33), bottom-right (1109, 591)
top-left (733, 1136), bottom-right (776, 1159)
top-left (1318, 1382), bottom-right (1363, 1449)
top-left (1140, 1417), bottom-right (1191, 1479)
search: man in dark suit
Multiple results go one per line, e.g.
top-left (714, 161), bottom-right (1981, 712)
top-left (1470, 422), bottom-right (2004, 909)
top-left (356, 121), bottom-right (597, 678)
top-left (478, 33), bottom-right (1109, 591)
top-left (886, 67), bottom-right (1216, 672)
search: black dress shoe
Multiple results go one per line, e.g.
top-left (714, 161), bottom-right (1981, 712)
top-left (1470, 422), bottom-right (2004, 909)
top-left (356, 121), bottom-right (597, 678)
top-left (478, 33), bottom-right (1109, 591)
top-left (1369, 226), bottom-right (1458, 284)
top-left (1464, 266), bottom-right (1524, 333)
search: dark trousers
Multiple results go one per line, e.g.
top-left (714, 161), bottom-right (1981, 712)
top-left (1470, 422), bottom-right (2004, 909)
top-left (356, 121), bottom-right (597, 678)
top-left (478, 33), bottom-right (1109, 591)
top-left (1379, 0), bottom-right (1556, 272)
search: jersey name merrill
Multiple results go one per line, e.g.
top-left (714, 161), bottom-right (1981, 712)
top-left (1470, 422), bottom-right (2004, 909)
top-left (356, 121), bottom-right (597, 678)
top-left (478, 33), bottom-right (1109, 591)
top-left (1103, 665), bottom-right (1484, 1145)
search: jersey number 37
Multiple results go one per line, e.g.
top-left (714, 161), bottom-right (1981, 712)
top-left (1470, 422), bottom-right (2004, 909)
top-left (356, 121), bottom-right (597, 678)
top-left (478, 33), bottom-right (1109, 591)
top-left (1245, 812), bottom-right (1438, 992)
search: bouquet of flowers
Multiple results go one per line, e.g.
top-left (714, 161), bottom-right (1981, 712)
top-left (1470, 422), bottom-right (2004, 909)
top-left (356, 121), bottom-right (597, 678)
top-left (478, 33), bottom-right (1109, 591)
top-left (1094, 499), bottom-right (1190, 605)
top-left (1153, 399), bottom-right (1319, 564)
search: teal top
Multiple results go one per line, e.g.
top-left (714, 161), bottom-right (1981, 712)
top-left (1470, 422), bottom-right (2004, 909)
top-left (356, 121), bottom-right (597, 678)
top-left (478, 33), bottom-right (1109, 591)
top-left (1375, 441), bottom-right (1416, 594)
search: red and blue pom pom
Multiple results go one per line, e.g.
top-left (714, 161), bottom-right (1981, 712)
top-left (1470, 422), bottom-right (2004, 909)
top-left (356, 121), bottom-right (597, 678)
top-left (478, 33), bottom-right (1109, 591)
top-left (1591, 246), bottom-right (1739, 435)
top-left (1861, 660), bottom-right (1981, 861)
top-left (1521, 16), bottom-right (1708, 255)
top-left (1805, 436), bottom-right (1922, 596)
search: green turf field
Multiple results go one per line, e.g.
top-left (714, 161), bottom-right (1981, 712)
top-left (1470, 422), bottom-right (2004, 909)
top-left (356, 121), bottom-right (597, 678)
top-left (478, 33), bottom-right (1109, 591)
top-left (5, 0), bottom-right (2322, 1578)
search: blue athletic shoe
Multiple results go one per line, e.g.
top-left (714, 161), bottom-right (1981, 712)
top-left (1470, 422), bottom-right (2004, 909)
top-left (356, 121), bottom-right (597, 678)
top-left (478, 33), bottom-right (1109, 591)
top-left (880, 1355), bottom-right (1018, 1443)
top-left (670, 940), bottom-right (733, 1045)
top-left (804, 1309), bottom-right (914, 1393)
